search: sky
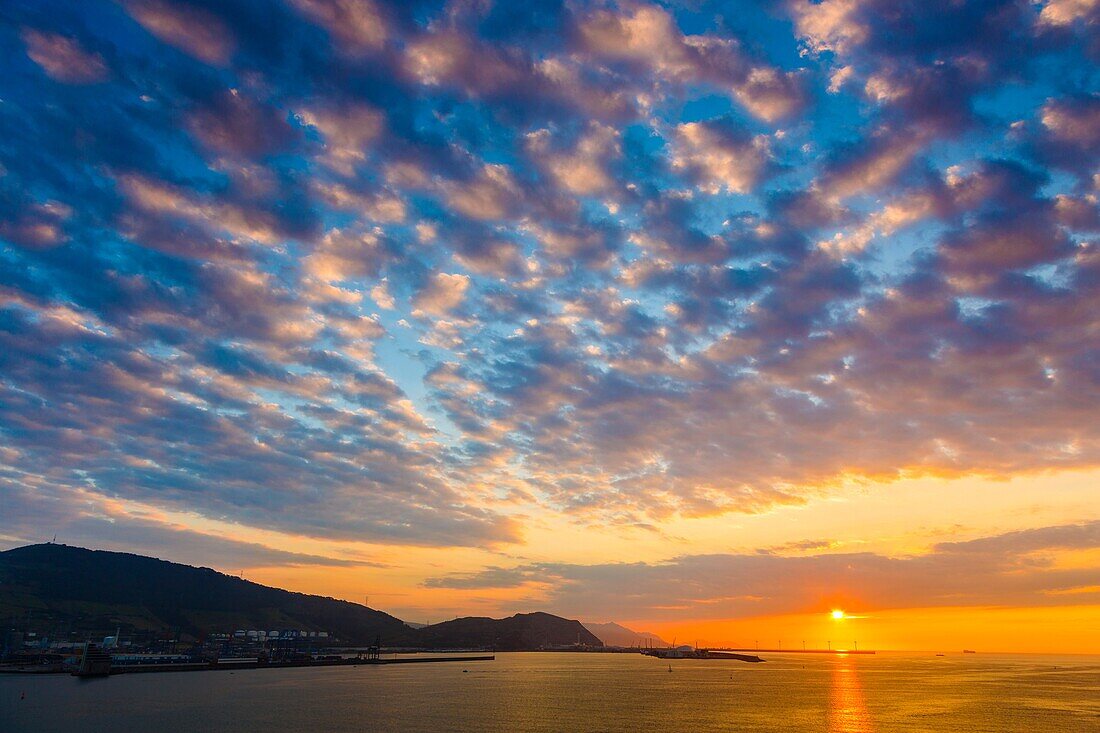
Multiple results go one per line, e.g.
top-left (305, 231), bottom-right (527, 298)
top-left (1, 0), bottom-right (1098, 653)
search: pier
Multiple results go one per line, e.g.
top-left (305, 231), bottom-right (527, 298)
top-left (113, 654), bottom-right (496, 674)
top-left (2, 654), bottom-right (496, 677)
top-left (641, 649), bottom-right (765, 663)
top-left (718, 648), bottom-right (876, 655)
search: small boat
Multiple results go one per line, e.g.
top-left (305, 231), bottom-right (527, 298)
top-left (963, 650), bottom-right (976, 654)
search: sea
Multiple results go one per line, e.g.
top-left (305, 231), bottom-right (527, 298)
top-left (2, 651), bottom-right (1098, 732)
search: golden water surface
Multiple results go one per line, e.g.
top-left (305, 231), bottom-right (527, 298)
top-left (2, 651), bottom-right (1098, 732)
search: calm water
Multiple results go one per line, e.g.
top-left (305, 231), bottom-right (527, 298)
top-left (2, 652), bottom-right (1098, 732)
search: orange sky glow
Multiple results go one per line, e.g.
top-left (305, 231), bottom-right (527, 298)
top-left (224, 470), bottom-right (1100, 653)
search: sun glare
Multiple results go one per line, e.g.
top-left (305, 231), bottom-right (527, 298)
top-left (832, 609), bottom-right (846, 620)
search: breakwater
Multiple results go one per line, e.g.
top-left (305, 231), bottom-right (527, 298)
top-left (719, 648), bottom-right (875, 654)
top-left (2, 654), bottom-right (495, 676)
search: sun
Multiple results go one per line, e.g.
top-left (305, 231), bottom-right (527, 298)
top-left (831, 609), bottom-right (846, 620)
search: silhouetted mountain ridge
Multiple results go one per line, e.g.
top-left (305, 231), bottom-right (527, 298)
top-left (0, 543), bottom-right (415, 645)
top-left (0, 544), bottom-right (600, 650)
top-left (582, 621), bottom-right (669, 647)
top-left (419, 612), bottom-right (601, 649)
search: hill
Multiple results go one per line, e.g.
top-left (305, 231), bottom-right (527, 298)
top-left (0, 544), bottom-right (602, 651)
top-left (0, 543), bottom-right (416, 645)
top-left (582, 621), bottom-right (669, 648)
top-left (418, 612), bottom-right (601, 650)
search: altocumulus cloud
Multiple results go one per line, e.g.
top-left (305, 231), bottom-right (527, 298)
top-left (0, 0), bottom-right (1098, 548)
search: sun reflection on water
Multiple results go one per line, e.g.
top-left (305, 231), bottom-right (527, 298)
top-left (828, 658), bottom-right (874, 733)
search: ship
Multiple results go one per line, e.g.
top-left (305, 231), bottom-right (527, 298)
top-left (73, 642), bottom-right (112, 677)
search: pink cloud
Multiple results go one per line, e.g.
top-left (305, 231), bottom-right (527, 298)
top-left (21, 29), bottom-right (108, 84)
top-left (577, 4), bottom-right (805, 122)
top-left (414, 272), bottom-right (470, 316)
top-left (290, 0), bottom-right (388, 55)
top-left (670, 121), bottom-right (771, 195)
top-left (125, 0), bottom-right (235, 65)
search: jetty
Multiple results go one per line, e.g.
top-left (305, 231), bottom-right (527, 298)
top-left (2, 653), bottom-right (495, 677)
top-left (111, 654), bottom-right (495, 675)
top-left (641, 649), bottom-right (764, 663)
top-left (718, 648), bottom-right (875, 655)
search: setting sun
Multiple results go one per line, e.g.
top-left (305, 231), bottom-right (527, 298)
top-left (832, 610), bottom-right (846, 620)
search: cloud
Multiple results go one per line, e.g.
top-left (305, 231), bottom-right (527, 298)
top-left (0, 201), bottom-right (72, 249)
top-left (527, 123), bottom-right (621, 197)
top-left (817, 126), bottom-right (926, 202)
top-left (118, 174), bottom-right (303, 246)
top-left (1041, 96), bottom-right (1100, 145)
top-left (124, 0), bottom-right (235, 65)
top-left (21, 28), bottom-right (109, 84)
top-left (290, 0), bottom-right (389, 55)
top-left (425, 522), bottom-right (1100, 620)
top-left (404, 29), bottom-right (522, 93)
top-left (792, 0), bottom-right (1052, 136)
top-left (669, 120), bottom-right (771, 195)
top-left (791, 0), bottom-right (866, 55)
top-left (444, 164), bottom-right (522, 221)
top-left (577, 4), bottom-right (805, 122)
top-left (414, 272), bottom-right (470, 316)
top-left (1, 0), bottom-right (1097, 556)
top-left (188, 89), bottom-right (298, 158)
top-left (299, 105), bottom-right (386, 177)
top-left (0, 482), bottom-right (384, 570)
top-left (1036, 95), bottom-right (1100, 174)
top-left (304, 227), bottom-right (388, 283)
top-left (1038, 0), bottom-right (1099, 27)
